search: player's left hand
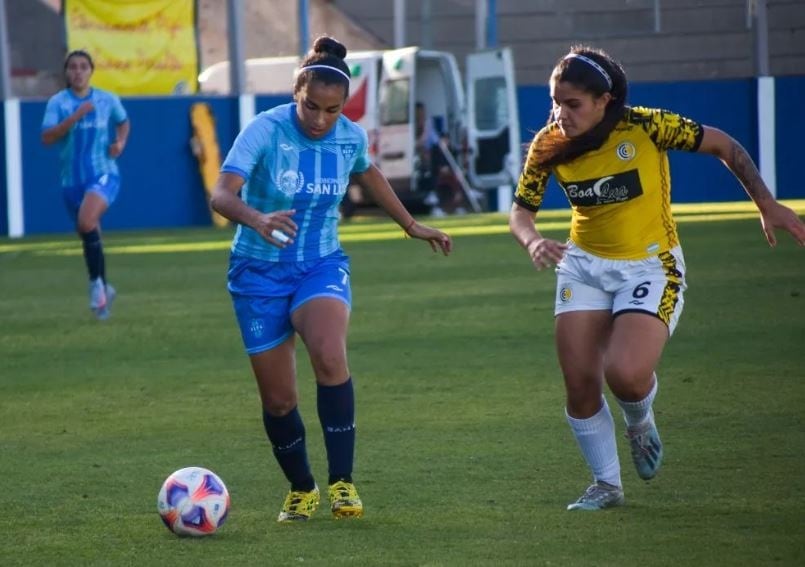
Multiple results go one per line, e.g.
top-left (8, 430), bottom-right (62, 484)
top-left (406, 221), bottom-right (452, 255)
top-left (760, 202), bottom-right (805, 247)
top-left (108, 140), bottom-right (125, 158)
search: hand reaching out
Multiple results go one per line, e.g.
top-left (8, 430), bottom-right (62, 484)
top-left (760, 202), bottom-right (805, 247)
top-left (406, 221), bottom-right (452, 255)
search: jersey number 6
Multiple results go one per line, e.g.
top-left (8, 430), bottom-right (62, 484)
top-left (632, 281), bottom-right (651, 299)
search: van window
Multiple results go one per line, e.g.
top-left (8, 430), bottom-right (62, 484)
top-left (473, 77), bottom-right (508, 131)
top-left (380, 78), bottom-right (410, 126)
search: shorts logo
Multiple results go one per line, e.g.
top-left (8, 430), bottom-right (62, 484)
top-left (616, 142), bottom-right (636, 161)
top-left (559, 286), bottom-right (573, 303)
top-left (249, 318), bottom-right (264, 338)
top-left (276, 169), bottom-right (304, 196)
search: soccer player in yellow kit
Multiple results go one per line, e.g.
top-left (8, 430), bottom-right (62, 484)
top-left (510, 45), bottom-right (805, 511)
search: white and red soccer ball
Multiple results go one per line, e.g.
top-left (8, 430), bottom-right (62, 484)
top-left (157, 467), bottom-right (230, 536)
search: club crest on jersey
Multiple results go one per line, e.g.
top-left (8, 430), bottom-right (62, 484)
top-left (277, 169), bottom-right (305, 196)
top-left (340, 143), bottom-right (357, 159)
top-left (616, 142), bottom-right (636, 161)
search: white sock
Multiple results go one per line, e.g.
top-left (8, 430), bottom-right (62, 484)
top-left (566, 398), bottom-right (621, 487)
top-left (616, 374), bottom-right (658, 427)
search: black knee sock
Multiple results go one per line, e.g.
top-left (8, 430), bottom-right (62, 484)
top-left (317, 377), bottom-right (356, 485)
top-left (262, 407), bottom-right (316, 492)
top-left (80, 229), bottom-right (105, 282)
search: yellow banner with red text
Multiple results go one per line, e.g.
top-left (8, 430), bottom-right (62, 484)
top-left (64, 0), bottom-right (198, 95)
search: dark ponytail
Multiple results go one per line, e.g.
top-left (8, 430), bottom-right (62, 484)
top-left (293, 36), bottom-right (351, 98)
top-left (535, 45), bottom-right (628, 169)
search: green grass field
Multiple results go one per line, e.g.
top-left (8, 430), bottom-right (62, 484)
top-left (1, 204), bottom-right (804, 566)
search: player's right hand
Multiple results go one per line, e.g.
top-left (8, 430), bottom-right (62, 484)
top-left (75, 101), bottom-right (95, 118)
top-left (256, 209), bottom-right (297, 248)
top-left (527, 237), bottom-right (567, 270)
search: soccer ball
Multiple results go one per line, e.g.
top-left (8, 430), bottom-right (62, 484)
top-left (157, 466), bottom-right (230, 536)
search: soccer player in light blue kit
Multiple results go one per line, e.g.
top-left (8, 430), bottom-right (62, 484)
top-left (211, 36), bottom-right (452, 522)
top-left (41, 50), bottom-right (130, 320)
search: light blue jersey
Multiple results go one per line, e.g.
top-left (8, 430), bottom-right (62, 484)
top-left (221, 103), bottom-right (371, 262)
top-left (41, 88), bottom-right (128, 188)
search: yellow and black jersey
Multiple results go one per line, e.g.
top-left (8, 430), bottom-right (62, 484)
top-left (515, 106), bottom-right (703, 259)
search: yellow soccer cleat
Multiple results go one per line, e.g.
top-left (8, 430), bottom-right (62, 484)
top-left (277, 486), bottom-right (320, 522)
top-left (328, 480), bottom-right (364, 519)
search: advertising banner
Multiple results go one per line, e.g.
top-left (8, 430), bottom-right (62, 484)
top-left (64, 0), bottom-right (199, 95)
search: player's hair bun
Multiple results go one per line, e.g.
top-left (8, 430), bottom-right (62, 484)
top-left (312, 36), bottom-right (347, 60)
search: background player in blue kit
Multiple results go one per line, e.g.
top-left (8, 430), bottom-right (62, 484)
top-left (41, 50), bottom-right (130, 320)
top-left (211, 36), bottom-right (452, 522)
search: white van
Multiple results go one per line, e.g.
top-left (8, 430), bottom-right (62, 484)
top-left (198, 47), bottom-right (520, 211)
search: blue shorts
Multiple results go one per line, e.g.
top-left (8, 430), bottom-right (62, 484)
top-left (62, 173), bottom-right (121, 220)
top-left (227, 250), bottom-right (352, 355)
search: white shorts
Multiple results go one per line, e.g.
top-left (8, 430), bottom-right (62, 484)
top-left (554, 243), bottom-right (687, 335)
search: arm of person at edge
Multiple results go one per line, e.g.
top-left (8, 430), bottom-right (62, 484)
top-left (210, 172), bottom-right (298, 248)
top-left (109, 119), bottom-right (130, 158)
top-left (40, 101), bottom-right (95, 145)
top-left (698, 126), bottom-right (805, 247)
top-left (352, 164), bottom-right (452, 255)
top-left (509, 203), bottom-right (567, 271)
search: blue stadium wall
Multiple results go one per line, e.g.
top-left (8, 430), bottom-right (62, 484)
top-left (6, 78), bottom-right (804, 236)
top-left (517, 78), bottom-right (760, 209)
top-left (16, 94), bottom-right (290, 235)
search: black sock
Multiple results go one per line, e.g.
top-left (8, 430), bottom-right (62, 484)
top-left (80, 229), bottom-right (104, 282)
top-left (317, 377), bottom-right (356, 485)
top-left (262, 407), bottom-right (315, 492)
